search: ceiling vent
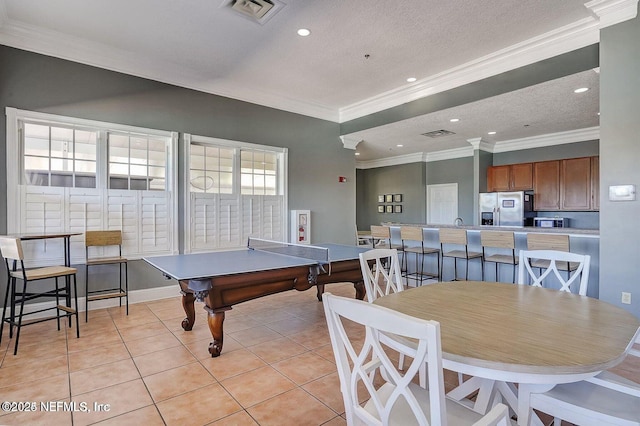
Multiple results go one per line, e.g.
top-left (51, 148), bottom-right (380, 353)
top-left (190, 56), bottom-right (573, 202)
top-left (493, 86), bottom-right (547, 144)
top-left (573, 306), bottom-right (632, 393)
top-left (421, 129), bottom-right (456, 138)
top-left (223, 0), bottom-right (285, 25)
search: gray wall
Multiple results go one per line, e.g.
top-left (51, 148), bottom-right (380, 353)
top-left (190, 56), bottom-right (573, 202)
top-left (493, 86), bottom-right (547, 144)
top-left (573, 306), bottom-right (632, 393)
top-left (0, 45), bottom-right (356, 296)
top-left (356, 162), bottom-right (426, 228)
top-left (427, 157), bottom-right (475, 225)
top-left (599, 12), bottom-right (640, 317)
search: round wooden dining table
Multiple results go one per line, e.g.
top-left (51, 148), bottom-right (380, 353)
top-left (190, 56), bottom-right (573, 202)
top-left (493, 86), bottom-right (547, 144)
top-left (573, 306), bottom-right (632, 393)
top-left (373, 281), bottom-right (640, 425)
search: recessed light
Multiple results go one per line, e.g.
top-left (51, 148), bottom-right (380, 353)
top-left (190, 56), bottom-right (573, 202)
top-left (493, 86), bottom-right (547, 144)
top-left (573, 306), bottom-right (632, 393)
top-left (488, 131), bottom-right (497, 135)
top-left (450, 118), bottom-right (460, 123)
top-left (406, 77), bottom-right (417, 83)
top-left (355, 152), bottom-right (360, 156)
top-left (574, 87), bottom-right (589, 93)
top-left (297, 28), bottom-right (311, 37)
top-left (396, 144), bottom-right (403, 147)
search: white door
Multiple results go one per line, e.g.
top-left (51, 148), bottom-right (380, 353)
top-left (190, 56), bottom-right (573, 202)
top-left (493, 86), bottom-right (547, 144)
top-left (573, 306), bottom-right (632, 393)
top-left (427, 183), bottom-right (458, 224)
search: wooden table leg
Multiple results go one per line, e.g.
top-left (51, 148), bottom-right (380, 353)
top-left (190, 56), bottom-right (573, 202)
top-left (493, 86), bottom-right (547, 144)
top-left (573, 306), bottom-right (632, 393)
top-left (316, 284), bottom-right (325, 301)
top-left (354, 281), bottom-right (366, 300)
top-left (207, 310), bottom-right (225, 357)
top-left (179, 281), bottom-right (196, 331)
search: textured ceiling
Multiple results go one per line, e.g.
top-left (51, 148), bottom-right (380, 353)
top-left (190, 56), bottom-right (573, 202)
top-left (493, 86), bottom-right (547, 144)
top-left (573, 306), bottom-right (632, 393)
top-left (0, 0), bottom-right (613, 160)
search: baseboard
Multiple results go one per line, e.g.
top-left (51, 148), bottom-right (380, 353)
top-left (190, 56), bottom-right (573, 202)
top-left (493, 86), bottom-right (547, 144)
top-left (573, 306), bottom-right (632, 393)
top-left (3, 285), bottom-right (181, 319)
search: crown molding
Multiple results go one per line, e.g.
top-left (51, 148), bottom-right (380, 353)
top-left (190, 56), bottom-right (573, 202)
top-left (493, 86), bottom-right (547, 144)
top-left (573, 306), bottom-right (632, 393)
top-left (340, 136), bottom-right (361, 150)
top-left (467, 137), bottom-right (494, 152)
top-left (586, 0), bottom-right (639, 28)
top-left (425, 146), bottom-right (474, 163)
top-left (356, 152), bottom-right (427, 169)
top-left (492, 127), bottom-right (600, 153)
top-left (0, 17), bottom-right (340, 123)
top-left (356, 127), bottom-right (599, 169)
top-left (339, 17), bottom-right (602, 122)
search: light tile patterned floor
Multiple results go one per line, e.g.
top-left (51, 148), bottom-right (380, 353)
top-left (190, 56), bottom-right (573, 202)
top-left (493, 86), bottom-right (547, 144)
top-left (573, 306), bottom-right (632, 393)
top-left (0, 282), bottom-right (638, 425)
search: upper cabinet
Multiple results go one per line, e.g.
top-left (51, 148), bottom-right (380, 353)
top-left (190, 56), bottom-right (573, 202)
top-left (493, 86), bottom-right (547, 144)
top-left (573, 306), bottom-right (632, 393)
top-left (529, 156), bottom-right (599, 212)
top-left (561, 157), bottom-right (592, 210)
top-left (487, 156), bottom-right (599, 211)
top-left (487, 163), bottom-right (533, 192)
top-left (533, 160), bottom-right (561, 210)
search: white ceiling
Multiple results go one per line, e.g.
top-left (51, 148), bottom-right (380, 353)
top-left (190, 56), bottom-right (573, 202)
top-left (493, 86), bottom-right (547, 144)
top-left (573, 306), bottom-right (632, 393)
top-left (0, 0), bottom-right (637, 161)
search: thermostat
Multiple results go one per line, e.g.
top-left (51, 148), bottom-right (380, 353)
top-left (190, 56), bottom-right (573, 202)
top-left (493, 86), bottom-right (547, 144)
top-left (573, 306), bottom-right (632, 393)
top-left (608, 184), bottom-right (636, 201)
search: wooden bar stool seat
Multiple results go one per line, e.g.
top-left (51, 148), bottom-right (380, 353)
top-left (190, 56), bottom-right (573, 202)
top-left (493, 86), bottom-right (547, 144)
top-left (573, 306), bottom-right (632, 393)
top-left (480, 231), bottom-right (518, 282)
top-left (0, 236), bottom-right (80, 355)
top-left (85, 230), bottom-right (128, 321)
top-left (400, 226), bottom-right (439, 286)
top-left (526, 233), bottom-right (579, 274)
top-left (439, 228), bottom-right (482, 281)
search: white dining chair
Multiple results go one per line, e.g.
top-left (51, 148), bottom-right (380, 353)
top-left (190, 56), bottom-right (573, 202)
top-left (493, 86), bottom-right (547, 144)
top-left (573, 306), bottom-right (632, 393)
top-left (322, 292), bottom-right (512, 426)
top-left (523, 328), bottom-right (640, 426)
top-left (517, 249), bottom-right (590, 296)
top-left (359, 248), bottom-right (426, 387)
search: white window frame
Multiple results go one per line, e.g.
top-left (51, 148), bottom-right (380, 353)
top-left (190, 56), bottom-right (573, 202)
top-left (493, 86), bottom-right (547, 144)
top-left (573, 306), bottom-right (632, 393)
top-left (183, 134), bottom-right (288, 253)
top-left (6, 107), bottom-right (179, 264)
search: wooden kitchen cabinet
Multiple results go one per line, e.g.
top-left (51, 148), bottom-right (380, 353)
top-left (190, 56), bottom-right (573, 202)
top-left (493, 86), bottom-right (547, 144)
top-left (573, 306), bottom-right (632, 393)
top-left (591, 156), bottom-right (599, 210)
top-left (533, 160), bottom-right (560, 210)
top-left (487, 163), bottom-right (533, 192)
top-left (561, 157), bottom-right (592, 210)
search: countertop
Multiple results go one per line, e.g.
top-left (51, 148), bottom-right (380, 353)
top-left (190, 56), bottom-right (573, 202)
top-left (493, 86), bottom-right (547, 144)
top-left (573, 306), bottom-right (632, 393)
top-left (382, 223), bottom-right (599, 236)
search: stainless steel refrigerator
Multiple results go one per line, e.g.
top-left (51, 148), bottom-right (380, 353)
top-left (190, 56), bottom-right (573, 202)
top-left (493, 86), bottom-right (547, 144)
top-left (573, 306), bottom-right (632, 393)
top-left (479, 191), bottom-right (532, 227)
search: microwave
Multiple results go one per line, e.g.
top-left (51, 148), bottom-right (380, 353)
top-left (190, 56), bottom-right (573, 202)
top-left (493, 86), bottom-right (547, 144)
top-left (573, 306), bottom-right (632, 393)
top-left (533, 217), bottom-right (567, 228)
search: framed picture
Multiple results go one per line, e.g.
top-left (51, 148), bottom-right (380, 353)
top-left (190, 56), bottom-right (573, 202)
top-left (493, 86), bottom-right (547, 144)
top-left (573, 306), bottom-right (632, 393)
top-left (393, 194), bottom-right (403, 202)
top-left (394, 205), bottom-right (402, 213)
top-left (385, 205), bottom-right (393, 213)
top-left (377, 195), bottom-right (385, 203)
top-left (378, 205), bottom-right (385, 213)
top-left (385, 194), bottom-right (393, 203)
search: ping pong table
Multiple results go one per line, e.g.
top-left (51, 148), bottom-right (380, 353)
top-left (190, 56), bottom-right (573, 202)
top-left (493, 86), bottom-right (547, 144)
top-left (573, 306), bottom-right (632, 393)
top-left (143, 238), bottom-right (368, 357)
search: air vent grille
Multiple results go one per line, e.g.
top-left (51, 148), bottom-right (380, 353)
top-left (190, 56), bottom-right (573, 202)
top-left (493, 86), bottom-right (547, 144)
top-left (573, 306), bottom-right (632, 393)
top-left (421, 129), bottom-right (456, 138)
top-left (224, 0), bottom-right (284, 25)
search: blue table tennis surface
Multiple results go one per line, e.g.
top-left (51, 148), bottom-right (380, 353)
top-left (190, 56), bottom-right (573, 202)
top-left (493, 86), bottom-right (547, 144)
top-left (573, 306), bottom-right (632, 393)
top-left (143, 243), bottom-right (369, 281)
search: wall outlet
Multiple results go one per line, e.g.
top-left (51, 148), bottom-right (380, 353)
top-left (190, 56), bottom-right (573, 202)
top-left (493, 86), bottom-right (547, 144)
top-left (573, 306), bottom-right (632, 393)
top-left (622, 292), bottom-right (632, 304)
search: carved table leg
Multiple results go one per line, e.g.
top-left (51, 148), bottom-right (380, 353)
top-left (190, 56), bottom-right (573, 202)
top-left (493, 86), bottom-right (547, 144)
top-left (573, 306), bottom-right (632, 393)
top-left (207, 310), bottom-right (225, 357)
top-left (179, 282), bottom-right (196, 331)
top-left (316, 284), bottom-right (325, 301)
top-left (354, 281), bottom-right (366, 300)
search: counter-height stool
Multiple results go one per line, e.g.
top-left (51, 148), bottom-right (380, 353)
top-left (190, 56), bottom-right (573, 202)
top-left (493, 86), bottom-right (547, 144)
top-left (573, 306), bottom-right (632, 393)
top-left (369, 225), bottom-right (390, 249)
top-left (439, 228), bottom-right (482, 281)
top-left (0, 236), bottom-right (80, 355)
top-left (480, 231), bottom-right (518, 283)
top-left (401, 226), bottom-right (439, 286)
top-left (526, 233), bottom-right (578, 278)
top-left (85, 230), bottom-right (128, 321)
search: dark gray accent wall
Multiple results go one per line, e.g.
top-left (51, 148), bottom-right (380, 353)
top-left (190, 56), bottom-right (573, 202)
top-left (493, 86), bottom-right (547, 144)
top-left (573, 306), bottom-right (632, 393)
top-left (356, 162), bottom-right (426, 228)
top-left (341, 46), bottom-right (599, 135)
top-left (599, 13), bottom-right (640, 317)
top-left (0, 45), bottom-right (355, 296)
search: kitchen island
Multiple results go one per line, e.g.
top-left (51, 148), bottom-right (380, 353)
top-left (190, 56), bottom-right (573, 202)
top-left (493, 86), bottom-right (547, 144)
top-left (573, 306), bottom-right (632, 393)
top-left (382, 223), bottom-right (600, 297)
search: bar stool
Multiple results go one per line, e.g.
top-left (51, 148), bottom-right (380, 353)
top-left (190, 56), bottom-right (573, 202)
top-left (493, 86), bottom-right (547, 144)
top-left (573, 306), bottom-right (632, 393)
top-left (526, 233), bottom-right (578, 278)
top-left (370, 225), bottom-right (390, 249)
top-left (0, 237), bottom-right (80, 355)
top-left (480, 231), bottom-right (518, 282)
top-left (400, 226), bottom-right (439, 286)
top-left (85, 230), bottom-right (128, 321)
top-left (439, 228), bottom-right (482, 281)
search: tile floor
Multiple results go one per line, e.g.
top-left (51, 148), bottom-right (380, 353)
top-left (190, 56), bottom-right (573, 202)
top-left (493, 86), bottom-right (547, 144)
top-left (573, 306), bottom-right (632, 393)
top-left (0, 282), bottom-right (638, 426)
